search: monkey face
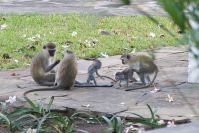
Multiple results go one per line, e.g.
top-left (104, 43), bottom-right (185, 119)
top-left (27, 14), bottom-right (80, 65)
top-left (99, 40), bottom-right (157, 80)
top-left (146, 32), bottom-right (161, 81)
top-left (48, 49), bottom-right (56, 57)
top-left (120, 55), bottom-right (128, 64)
top-left (43, 43), bottom-right (56, 57)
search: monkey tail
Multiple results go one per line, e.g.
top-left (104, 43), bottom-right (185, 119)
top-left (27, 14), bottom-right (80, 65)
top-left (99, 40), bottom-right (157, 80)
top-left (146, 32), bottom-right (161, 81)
top-left (100, 76), bottom-right (117, 82)
top-left (75, 84), bottom-right (113, 87)
top-left (125, 67), bottom-right (158, 91)
top-left (23, 87), bottom-right (61, 97)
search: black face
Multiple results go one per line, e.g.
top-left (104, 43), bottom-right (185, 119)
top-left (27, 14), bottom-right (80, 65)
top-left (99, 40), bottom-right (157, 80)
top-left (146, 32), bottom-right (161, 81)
top-left (48, 49), bottom-right (55, 57)
top-left (121, 59), bottom-right (125, 64)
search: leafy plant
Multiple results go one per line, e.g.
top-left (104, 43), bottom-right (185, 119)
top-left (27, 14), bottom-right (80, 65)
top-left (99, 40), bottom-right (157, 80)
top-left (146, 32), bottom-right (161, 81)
top-left (0, 96), bottom-right (96, 132)
top-left (129, 104), bottom-right (165, 129)
top-left (102, 115), bottom-right (123, 133)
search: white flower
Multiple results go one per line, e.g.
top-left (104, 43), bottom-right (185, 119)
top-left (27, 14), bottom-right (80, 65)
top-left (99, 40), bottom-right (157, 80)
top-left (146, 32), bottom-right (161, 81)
top-left (27, 34), bottom-right (41, 41)
top-left (149, 32), bottom-right (156, 38)
top-left (150, 86), bottom-right (161, 93)
top-left (26, 128), bottom-right (37, 133)
top-left (100, 52), bottom-right (109, 58)
top-left (35, 34), bottom-right (41, 39)
top-left (49, 32), bottom-right (55, 35)
top-left (61, 45), bottom-right (69, 49)
top-left (166, 94), bottom-right (174, 102)
top-left (130, 48), bottom-right (136, 54)
top-left (5, 96), bottom-right (16, 104)
top-left (124, 125), bottom-right (144, 133)
top-left (167, 121), bottom-right (176, 127)
top-left (0, 24), bottom-right (8, 30)
top-left (71, 31), bottom-right (77, 37)
top-left (27, 37), bottom-right (35, 41)
top-left (14, 59), bottom-right (19, 63)
top-left (157, 120), bottom-right (165, 125)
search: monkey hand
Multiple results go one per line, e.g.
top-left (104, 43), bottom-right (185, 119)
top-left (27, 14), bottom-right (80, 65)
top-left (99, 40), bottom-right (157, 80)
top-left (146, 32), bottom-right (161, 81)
top-left (55, 60), bottom-right (60, 65)
top-left (50, 70), bottom-right (56, 73)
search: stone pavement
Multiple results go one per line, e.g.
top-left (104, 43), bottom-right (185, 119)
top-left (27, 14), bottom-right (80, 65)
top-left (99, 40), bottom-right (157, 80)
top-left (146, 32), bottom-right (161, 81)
top-left (0, 0), bottom-right (165, 16)
top-left (0, 46), bottom-right (199, 124)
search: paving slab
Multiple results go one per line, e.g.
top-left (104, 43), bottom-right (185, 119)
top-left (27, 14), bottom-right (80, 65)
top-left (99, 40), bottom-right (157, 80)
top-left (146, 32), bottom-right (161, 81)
top-left (147, 123), bottom-right (199, 133)
top-left (0, 0), bottom-right (166, 16)
top-left (1, 46), bottom-right (199, 123)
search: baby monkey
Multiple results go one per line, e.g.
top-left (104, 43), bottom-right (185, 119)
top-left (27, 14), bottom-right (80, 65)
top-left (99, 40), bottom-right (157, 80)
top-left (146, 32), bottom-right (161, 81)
top-left (87, 58), bottom-right (115, 86)
top-left (115, 68), bottom-right (137, 87)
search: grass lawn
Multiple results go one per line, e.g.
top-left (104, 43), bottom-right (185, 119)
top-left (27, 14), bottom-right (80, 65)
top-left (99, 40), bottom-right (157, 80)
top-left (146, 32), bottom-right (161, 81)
top-left (0, 14), bottom-right (181, 70)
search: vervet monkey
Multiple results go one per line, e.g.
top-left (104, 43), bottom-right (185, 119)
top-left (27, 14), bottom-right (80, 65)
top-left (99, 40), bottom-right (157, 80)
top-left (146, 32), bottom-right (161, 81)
top-left (115, 68), bottom-right (137, 87)
top-left (24, 50), bottom-right (77, 97)
top-left (87, 58), bottom-right (115, 85)
top-left (31, 42), bottom-right (60, 86)
top-left (24, 52), bottom-right (113, 97)
top-left (120, 54), bottom-right (158, 91)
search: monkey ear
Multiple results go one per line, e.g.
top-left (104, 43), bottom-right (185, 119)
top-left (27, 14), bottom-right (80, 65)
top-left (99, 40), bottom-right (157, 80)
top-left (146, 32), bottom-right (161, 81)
top-left (43, 45), bottom-right (46, 49)
top-left (127, 54), bottom-right (130, 59)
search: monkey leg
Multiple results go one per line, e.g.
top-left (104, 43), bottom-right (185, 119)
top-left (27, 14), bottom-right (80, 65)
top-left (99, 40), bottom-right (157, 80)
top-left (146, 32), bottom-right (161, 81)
top-left (93, 77), bottom-right (97, 85)
top-left (145, 75), bottom-right (151, 84)
top-left (44, 73), bottom-right (56, 82)
top-left (135, 73), bottom-right (146, 85)
top-left (126, 80), bottom-right (129, 87)
top-left (118, 81), bottom-right (122, 87)
top-left (36, 73), bottom-right (55, 86)
top-left (87, 75), bottom-right (97, 85)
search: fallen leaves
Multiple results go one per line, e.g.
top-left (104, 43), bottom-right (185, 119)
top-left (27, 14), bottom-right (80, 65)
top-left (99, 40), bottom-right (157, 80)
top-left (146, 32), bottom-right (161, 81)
top-left (166, 94), bottom-right (174, 102)
top-left (0, 24), bottom-right (8, 30)
top-left (71, 31), bottom-right (77, 37)
top-left (150, 85), bottom-right (161, 93)
top-left (97, 29), bottom-right (111, 35)
top-left (148, 32), bottom-right (156, 38)
top-left (100, 52), bottom-right (109, 58)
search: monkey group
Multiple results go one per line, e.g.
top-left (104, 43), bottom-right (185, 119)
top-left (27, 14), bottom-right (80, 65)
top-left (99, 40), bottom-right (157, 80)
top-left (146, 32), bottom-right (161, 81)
top-left (24, 42), bottom-right (158, 97)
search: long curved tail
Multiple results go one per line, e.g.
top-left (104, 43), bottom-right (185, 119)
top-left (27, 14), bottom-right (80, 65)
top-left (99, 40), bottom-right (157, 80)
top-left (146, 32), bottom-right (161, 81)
top-left (74, 84), bottom-right (113, 87)
top-left (23, 86), bottom-right (60, 97)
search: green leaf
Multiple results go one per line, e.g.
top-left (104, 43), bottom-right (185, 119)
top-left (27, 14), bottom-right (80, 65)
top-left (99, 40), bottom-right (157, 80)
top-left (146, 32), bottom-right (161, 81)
top-left (102, 116), bottom-right (111, 127)
top-left (37, 113), bottom-right (50, 131)
top-left (24, 96), bottom-right (37, 110)
top-left (128, 112), bottom-right (146, 119)
top-left (146, 104), bottom-right (156, 123)
top-left (8, 108), bottom-right (31, 118)
top-left (46, 96), bottom-right (54, 112)
top-left (158, 0), bottom-right (186, 32)
top-left (0, 112), bottom-right (10, 126)
top-left (121, 0), bottom-right (131, 5)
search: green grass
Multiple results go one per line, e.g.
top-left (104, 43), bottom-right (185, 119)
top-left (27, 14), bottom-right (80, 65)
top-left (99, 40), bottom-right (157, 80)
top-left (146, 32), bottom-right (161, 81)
top-left (0, 14), bottom-right (180, 70)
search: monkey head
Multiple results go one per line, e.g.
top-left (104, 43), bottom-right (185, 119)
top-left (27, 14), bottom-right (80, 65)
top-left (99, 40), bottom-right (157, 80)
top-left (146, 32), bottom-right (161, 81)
top-left (120, 54), bottom-right (130, 64)
top-left (93, 59), bottom-right (102, 69)
top-left (62, 50), bottom-right (75, 58)
top-left (115, 72), bottom-right (124, 81)
top-left (43, 42), bottom-right (56, 57)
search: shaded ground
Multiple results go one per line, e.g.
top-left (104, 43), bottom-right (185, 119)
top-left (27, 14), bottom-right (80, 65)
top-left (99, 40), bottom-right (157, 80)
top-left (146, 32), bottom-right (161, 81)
top-left (0, 46), bottom-right (198, 121)
top-left (0, 0), bottom-right (165, 16)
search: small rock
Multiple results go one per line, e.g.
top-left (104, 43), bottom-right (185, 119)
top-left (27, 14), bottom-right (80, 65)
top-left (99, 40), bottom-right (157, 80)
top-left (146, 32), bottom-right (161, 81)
top-left (11, 73), bottom-right (16, 76)
top-left (97, 29), bottom-right (111, 35)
